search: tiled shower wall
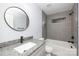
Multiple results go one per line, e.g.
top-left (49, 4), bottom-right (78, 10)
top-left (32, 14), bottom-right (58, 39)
top-left (72, 3), bottom-right (78, 49)
top-left (42, 11), bottom-right (47, 39)
top-left (78, 3), bottom-right (79, 56)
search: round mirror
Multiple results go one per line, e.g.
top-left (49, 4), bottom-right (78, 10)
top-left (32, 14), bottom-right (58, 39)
top-left (4, 6), bottom-right (29, 31)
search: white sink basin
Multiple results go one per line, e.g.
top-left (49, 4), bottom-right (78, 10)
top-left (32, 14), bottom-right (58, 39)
top-left (14, 42), bottom-right (36, 54)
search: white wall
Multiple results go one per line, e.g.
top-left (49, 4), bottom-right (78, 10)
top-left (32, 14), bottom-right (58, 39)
top-left (0, 3), bottom-right (42, 43)
top-left (47, 11), bottom-right (72, 41)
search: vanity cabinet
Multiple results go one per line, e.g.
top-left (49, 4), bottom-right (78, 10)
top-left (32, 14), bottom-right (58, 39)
top-left (31, 44), bottom-right (45, 56)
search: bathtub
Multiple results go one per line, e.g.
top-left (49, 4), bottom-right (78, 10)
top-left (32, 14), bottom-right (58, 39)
top-left (45, 39), bottom-right (77, 56)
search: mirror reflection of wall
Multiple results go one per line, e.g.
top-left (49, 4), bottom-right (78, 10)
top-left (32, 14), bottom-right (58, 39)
top-left (4, 7), bottom-right (29, 31)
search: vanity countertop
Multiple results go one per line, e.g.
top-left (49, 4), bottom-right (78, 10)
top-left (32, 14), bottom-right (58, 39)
top-left (0, 39), bottom-right (45, 56)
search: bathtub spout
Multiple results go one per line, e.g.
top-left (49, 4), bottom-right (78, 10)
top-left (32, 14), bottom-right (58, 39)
top-left (68, 41), bottom-right (74, 44)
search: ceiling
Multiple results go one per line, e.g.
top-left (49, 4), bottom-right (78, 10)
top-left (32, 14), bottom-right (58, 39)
top-left (37, 3), bottom-right (74, 15)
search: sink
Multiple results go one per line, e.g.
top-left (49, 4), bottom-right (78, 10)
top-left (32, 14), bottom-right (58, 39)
top-left (14, 42), bottom-right (36, 54)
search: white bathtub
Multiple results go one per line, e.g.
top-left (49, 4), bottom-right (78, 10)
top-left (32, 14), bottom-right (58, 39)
top-left (45, 39), bottom-right (77, 56)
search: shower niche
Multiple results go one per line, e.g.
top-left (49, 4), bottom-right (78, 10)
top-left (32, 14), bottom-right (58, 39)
top-left (52, 17), bottom-right (66, 23)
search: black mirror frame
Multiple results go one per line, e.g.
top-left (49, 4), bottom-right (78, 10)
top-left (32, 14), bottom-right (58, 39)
top-left (4, 6), bottom-right (29, 31)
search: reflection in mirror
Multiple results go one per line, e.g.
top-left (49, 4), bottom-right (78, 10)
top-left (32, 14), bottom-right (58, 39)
top-left (4, 7), bottom-right (29, 31)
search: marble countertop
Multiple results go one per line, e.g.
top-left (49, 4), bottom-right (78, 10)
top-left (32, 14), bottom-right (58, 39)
top-left (0, 39), bottom-right (45, 56)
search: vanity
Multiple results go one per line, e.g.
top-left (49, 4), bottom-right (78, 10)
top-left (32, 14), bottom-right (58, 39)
top-left (0, 6), bottom-right (45, 56)
top-left (0, 39), bottom-right (45, 56)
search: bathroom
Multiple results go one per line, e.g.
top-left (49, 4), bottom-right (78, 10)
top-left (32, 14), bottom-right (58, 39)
top-left (0, 3), bottom-right (78, 56)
